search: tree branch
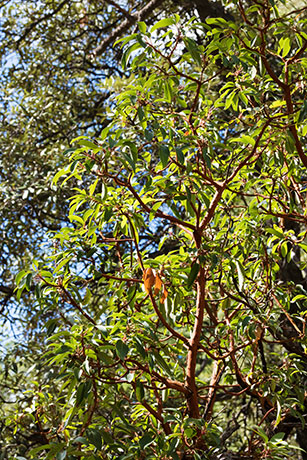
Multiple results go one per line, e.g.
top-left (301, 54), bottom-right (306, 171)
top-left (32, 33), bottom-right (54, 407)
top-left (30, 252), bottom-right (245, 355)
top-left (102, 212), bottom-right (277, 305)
top-left (90, 0), bottom-right (166, 58)
top-left (16, 0), bottom-right (70, 47)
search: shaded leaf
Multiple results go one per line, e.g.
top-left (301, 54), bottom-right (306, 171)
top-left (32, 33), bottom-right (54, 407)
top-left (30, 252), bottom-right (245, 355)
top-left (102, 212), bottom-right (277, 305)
top-left (135, 381), bottom-right (145, 401)
top-left (116, 340), bottom-right (129, 360)
top-left (187, 263), bottom-right (200, 288)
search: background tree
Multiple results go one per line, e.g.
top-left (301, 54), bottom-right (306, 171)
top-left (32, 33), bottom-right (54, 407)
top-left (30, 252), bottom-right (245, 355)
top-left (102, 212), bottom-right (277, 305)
top-left (8, 1), bottom-right (307, 459)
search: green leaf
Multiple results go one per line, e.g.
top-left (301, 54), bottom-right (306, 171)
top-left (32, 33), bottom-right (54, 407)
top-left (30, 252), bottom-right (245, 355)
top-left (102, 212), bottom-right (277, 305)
top-left (116, 340), bottom-right (129, 360)
top-left (274, 399), bottom-right (282, 427)
top-left (230, 135), bottom-right (255, 146)
top-left (74, 437), bottom-right (88, 444)
top-left (89, 179), bottom-right (98, 196)
top-left (241, 316), bottom-right (252, 330)
top-left (54, 257), bottom-right (71, 274)
top-left (101, 182), bottom-right (108, 201)
top-left (135, 380), bottom-right (145, 401)
top-left (152, 351), bottom-right (172, 377)
top-left (52, 167), bottom-right (68, 186)
top-left (78, 139), bottom-right (100, 150)
top-left (25, 273), bottom-right (32, 291)
top-left (137, 106), bottom-right (145, 122)
top-left (298, 101), bottom-right (307, 123)
top-left (202, 148), bottom-right (211, 168)
top-left (159, 145), bottom-right (170, 167)
top-left (254, 426), bottom-right (268, 443)
top-left (101, 430), bottom-right (114, 445)
top-left (235, 260), bottom-right (245, 291)
top-left (15, 270), bottom-right (28, 285)
top-left (122, 152), bottom-right (136, 172)
top-left (56, 451), bottom-right (66, 460)
top-left (292, 294), bottom-right (307, 302)
top-left (145, 129), bottom-right (154, 141)
top-left (139, 432), bottom-right (154, 449)
top-left (150, 18), bottom-right (174, 33)
top-left (87, 429), bottom-right (102, 450)
top-left (206, 17), bottom-right (230, 27)
top-left (69, 214), bottom-right (84, 225)
top-left (183, 37), bottom-right (202, 66)
top-left (187, 263), bottom-right (200, 288)
top-left (76, 382), bottom-right (87, 406)
top-left (122, 42), bottom-right (142, 69)
top-left (278, 37), bottom-right (291, 57)
top-left (280, 241), bottom-right (288, 257)
top-left (266, 226), bottom-right (284, 238)
top-left (46, 320), bottom-right (57, 336)
top-left (28, 445), bottom-right (52, 456)
top-left (175, 147), bottom-right (184, 164)
top-left (270, 432), bottom-right (285, 443)
top-left (164, 81), bottom-right (172, 103)
top-left (114, 33), bottom-right (138, 47)
top-left (138, 22), bottom-right (147, 34)
top-left (134, 337), bottom-right (147, 358)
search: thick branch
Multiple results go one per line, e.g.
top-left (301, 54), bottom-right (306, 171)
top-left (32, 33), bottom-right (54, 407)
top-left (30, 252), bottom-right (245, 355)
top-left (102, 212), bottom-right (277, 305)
top-left (185, 265), bottom-right (207, 418)
top-left (141, 400), bottom-right (172, 435)
top-left (128, 358), bottom-right (189, 394)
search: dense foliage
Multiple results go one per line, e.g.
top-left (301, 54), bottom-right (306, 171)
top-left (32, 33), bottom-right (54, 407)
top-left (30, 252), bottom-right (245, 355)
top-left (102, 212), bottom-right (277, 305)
top-left (0, 0), bottom-right (169, 323)
top-left (1, 0), bottom-right (307, 459)
top-left (0, 0), bottom-right (219, 324)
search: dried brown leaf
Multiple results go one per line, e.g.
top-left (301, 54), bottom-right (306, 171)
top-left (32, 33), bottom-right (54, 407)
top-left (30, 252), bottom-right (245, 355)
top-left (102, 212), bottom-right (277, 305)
top-left (154, 273), bottom-right (163, 295)
top-left (255, 325), bottom-right (263, 341)
top-left (143, 268), bottom-right (156, 294)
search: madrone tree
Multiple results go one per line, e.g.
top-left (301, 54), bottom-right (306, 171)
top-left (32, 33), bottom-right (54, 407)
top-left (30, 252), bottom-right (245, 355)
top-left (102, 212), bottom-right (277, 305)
top-left (0, 0), bottom-right (232, 324)
top-left (14, 1), bottom-right (307, 459)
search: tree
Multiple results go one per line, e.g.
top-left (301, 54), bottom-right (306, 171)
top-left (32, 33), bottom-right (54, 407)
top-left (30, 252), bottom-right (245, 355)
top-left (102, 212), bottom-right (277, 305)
top-left (0, 0), bottom-right (239, 453)
top-left (11, 1), bottom-right (307, 459)
top-left (0, 0), bottom-right (232, 324)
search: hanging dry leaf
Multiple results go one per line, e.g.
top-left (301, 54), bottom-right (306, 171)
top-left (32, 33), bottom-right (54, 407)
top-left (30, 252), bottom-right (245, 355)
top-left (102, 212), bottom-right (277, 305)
top-left (154, 273), bottom-right (163, 295)
top-left (143, 268), bottom-right (156, 293)
top-left (255, 325), bottom-right (263, 341)
top-left (160, 285), bottom-right (168, 303)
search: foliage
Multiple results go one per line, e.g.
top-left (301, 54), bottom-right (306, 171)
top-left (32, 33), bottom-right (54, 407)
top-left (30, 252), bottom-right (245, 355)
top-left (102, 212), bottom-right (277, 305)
top-left (0, 0), bottom-right (222, 324)
top-left (0, 0), bottom-right (185, 322)
top-left (3, 0), bottom-right (307, 459)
